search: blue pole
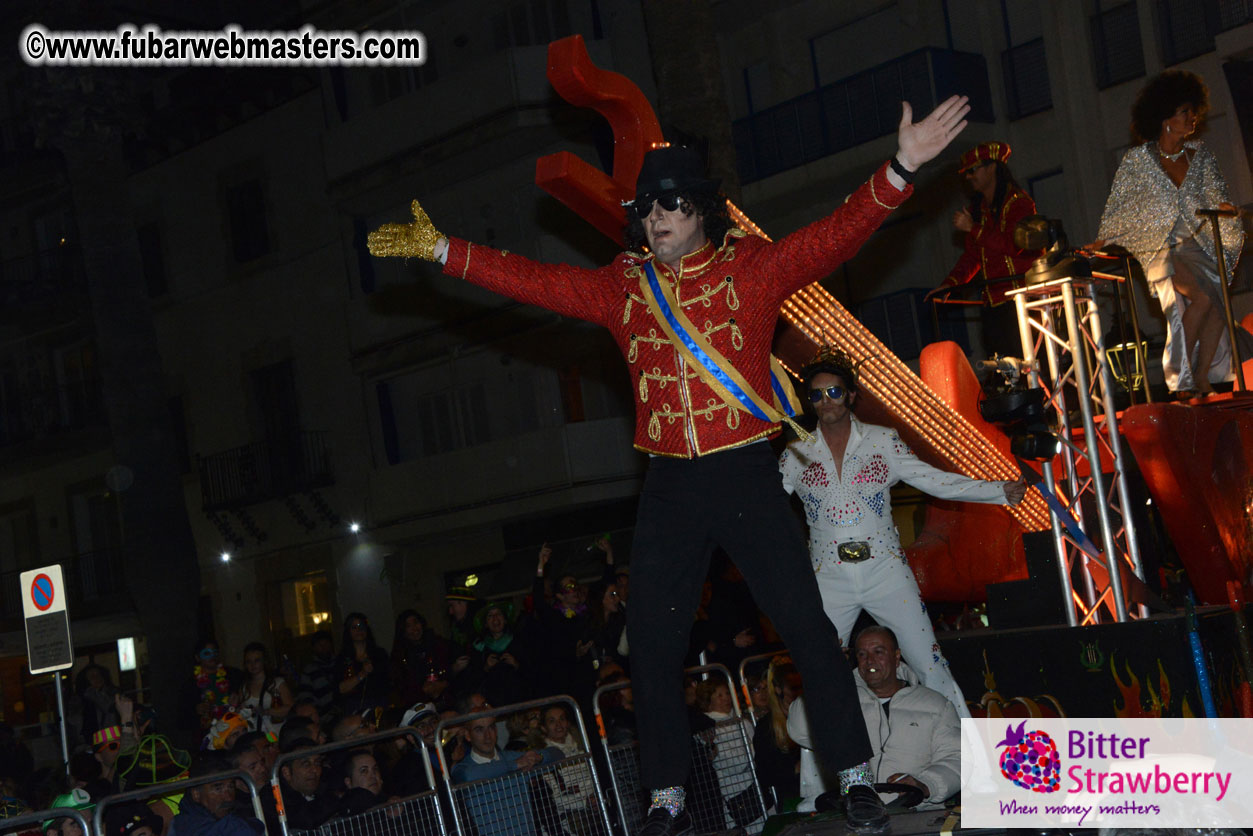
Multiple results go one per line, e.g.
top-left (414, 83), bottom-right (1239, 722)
top-left (1186, 596), bottom-right (1218, 718)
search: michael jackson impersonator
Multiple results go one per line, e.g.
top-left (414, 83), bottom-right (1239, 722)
top-left (368, 94), bottom-right (972, 836)
top-left (780, 346), bottom-right (1026, 718)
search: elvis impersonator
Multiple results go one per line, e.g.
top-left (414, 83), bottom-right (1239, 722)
top-left (368, 95), bottom-right (972, 836)
top-left (781, 346), bottom-right (1027, 719)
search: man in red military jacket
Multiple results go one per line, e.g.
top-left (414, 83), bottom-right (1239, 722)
top-left (370, 95), bottom-right (970, 835)
top-left (927, 141), bottom-right (1041, 357)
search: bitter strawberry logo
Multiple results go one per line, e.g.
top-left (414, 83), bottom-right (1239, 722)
top-left (996, 721), bottom-right (1061, 793)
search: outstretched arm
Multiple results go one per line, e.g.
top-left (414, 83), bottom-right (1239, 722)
top-left (368, 200), bottom-right (446, 262)
top-left (888, 430), bottom-right (1019, 504)
top-left (762, 96), bottom-right (972, 295)
top-left (368, 199), bottom-right (615, 325)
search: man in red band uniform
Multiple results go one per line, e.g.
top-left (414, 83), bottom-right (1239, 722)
top-left (926, 141), bottom-right (1041, 357)
top-left (369, 95), bottom-right (971, 835)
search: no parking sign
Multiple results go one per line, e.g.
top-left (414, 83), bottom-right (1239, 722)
top-left (19, 565), bottom-right (74, 675)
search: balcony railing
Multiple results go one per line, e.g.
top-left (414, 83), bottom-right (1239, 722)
top-left (732, 47), bottom-right (993, 184)
top-left (0, 548), bottom-right (131, 622)
top-left (1003, 38), bottom-right (1052, 119)
top-left (857, 287), bottom-right (971, 360)
top-left (198, 430), bottom-right (334, 511)
top-left (1091, 2), bottom-right (1146, 90)
top-left (0, 245), bottom-right (88, 309)
top-left (1156, 0), bottom-right (1252, 66)
top-left (0, 378), bottom-right (107, 448)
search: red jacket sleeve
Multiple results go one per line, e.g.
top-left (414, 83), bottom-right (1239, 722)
top-left (944, 243), bottom-right (981, 287)
top-left (443, 238), bottom-right (619, 326)
top-left (748, 162), bottom-right (913, 302)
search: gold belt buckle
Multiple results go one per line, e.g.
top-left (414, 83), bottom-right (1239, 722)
top-left (837, 541), bottom-right (872, 563)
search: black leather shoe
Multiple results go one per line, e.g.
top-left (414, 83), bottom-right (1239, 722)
top-left (845, 784), bottom-right (890, 832)
top-left (636, 807), bottom-right (694, 836)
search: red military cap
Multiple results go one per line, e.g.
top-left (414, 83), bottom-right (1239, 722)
top-left (958, 141), bottom-right (1012, 172)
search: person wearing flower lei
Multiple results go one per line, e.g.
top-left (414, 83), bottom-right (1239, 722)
top-left (189, 640), bottom-right (241, 732)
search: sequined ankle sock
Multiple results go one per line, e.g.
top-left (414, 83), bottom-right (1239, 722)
top-left (648, 786), bottom-right (686, 816)
top-left (838, 762), bottom-right (875, 794)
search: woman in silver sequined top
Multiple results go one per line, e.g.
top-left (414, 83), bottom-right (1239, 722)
top-left (1096, 70), bottom-right (1243, 395)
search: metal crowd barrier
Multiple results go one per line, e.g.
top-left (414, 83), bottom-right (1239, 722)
top-left (1, 807), bottom-right (93, 836)
top-left (436, 694), bottom-right (614, 836)
top-left (92, 768), bottom-right (265, 834)
top-left (312, 791), bottom-right (442, 836)
top-left (736, 650), bottom-right (788, 726)
top-left (271, 727), bottom-right (445, 836)
top-left (592, 663), bottom-right (769, 836)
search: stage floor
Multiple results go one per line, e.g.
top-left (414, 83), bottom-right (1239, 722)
top-left (762, 807), bottom-right (1000, 836)
top-left (936, 605), bottom-right (1250, 718)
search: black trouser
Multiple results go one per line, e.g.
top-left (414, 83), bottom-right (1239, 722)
top-left (626, 441), bottom-right (871, 790)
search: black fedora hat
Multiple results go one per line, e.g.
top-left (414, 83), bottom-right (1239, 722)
top-left (632, 146), bottom-right (720, 203)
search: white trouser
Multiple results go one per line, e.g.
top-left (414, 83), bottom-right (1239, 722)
top-left (815, 554), bottom-right (971, 718)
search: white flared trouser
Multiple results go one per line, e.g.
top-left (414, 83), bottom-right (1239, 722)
top-left (815, 555), bottom-right (971, 718)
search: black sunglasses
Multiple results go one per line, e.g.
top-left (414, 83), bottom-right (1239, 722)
top-left (630, 193), bottom-right (683, 220)
top-left (808, 385), bottom-right (846, 404)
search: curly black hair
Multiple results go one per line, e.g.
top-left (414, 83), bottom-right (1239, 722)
top-left (623, 189), bottom-right (732, 253)
top-left (800, 349), bottom-right (859, 396)
top-left (1130, 69), bottom-right (1209, 144)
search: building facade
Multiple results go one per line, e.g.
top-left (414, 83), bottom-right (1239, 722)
top-left (0, 0), bottom-right (1249, 747)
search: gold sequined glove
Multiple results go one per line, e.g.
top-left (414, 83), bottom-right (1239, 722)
top-left (367, 199), bottom-right (444, 261)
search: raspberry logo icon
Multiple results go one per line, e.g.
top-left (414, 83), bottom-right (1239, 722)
top-left (995, 721), bottom-right (1061, 793)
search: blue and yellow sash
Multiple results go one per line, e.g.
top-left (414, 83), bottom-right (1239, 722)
top-left (640, 262), bottom-right (808, 439)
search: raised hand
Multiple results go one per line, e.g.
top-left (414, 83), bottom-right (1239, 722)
top-left (367, 199), bottom-right (445, 261)
top-left (896, 95), bottom-right (970, 170)
top-left (952, 206), bottom-right (974, 233)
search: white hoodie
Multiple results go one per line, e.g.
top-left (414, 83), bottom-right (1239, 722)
top-left (788, 661), bottom-right (961, 809)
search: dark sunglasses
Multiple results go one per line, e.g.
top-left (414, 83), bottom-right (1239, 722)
top-left (349, 620), bottom-right (368, 629)
top-left (808, 385), bottom-right (846, 404)
top-left (629, 192), bottom-right (683, 220)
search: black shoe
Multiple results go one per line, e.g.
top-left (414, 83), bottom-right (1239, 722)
top-left (845, 784), bottom-right (890, 832)
top-left (814, 790), bottom-right (841, 812)
top-left (636, 807), bottom-right (694, 836)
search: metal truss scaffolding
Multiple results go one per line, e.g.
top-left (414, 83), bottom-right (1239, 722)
top-left (1010, 274), bottom-right (1147, 625)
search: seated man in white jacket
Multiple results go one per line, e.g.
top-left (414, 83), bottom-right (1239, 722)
top-left (789, 626), bottom-right (961, 811)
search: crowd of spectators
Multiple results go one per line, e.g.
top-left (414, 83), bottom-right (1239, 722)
top-left (0, 538), bottom-right (963, 835)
